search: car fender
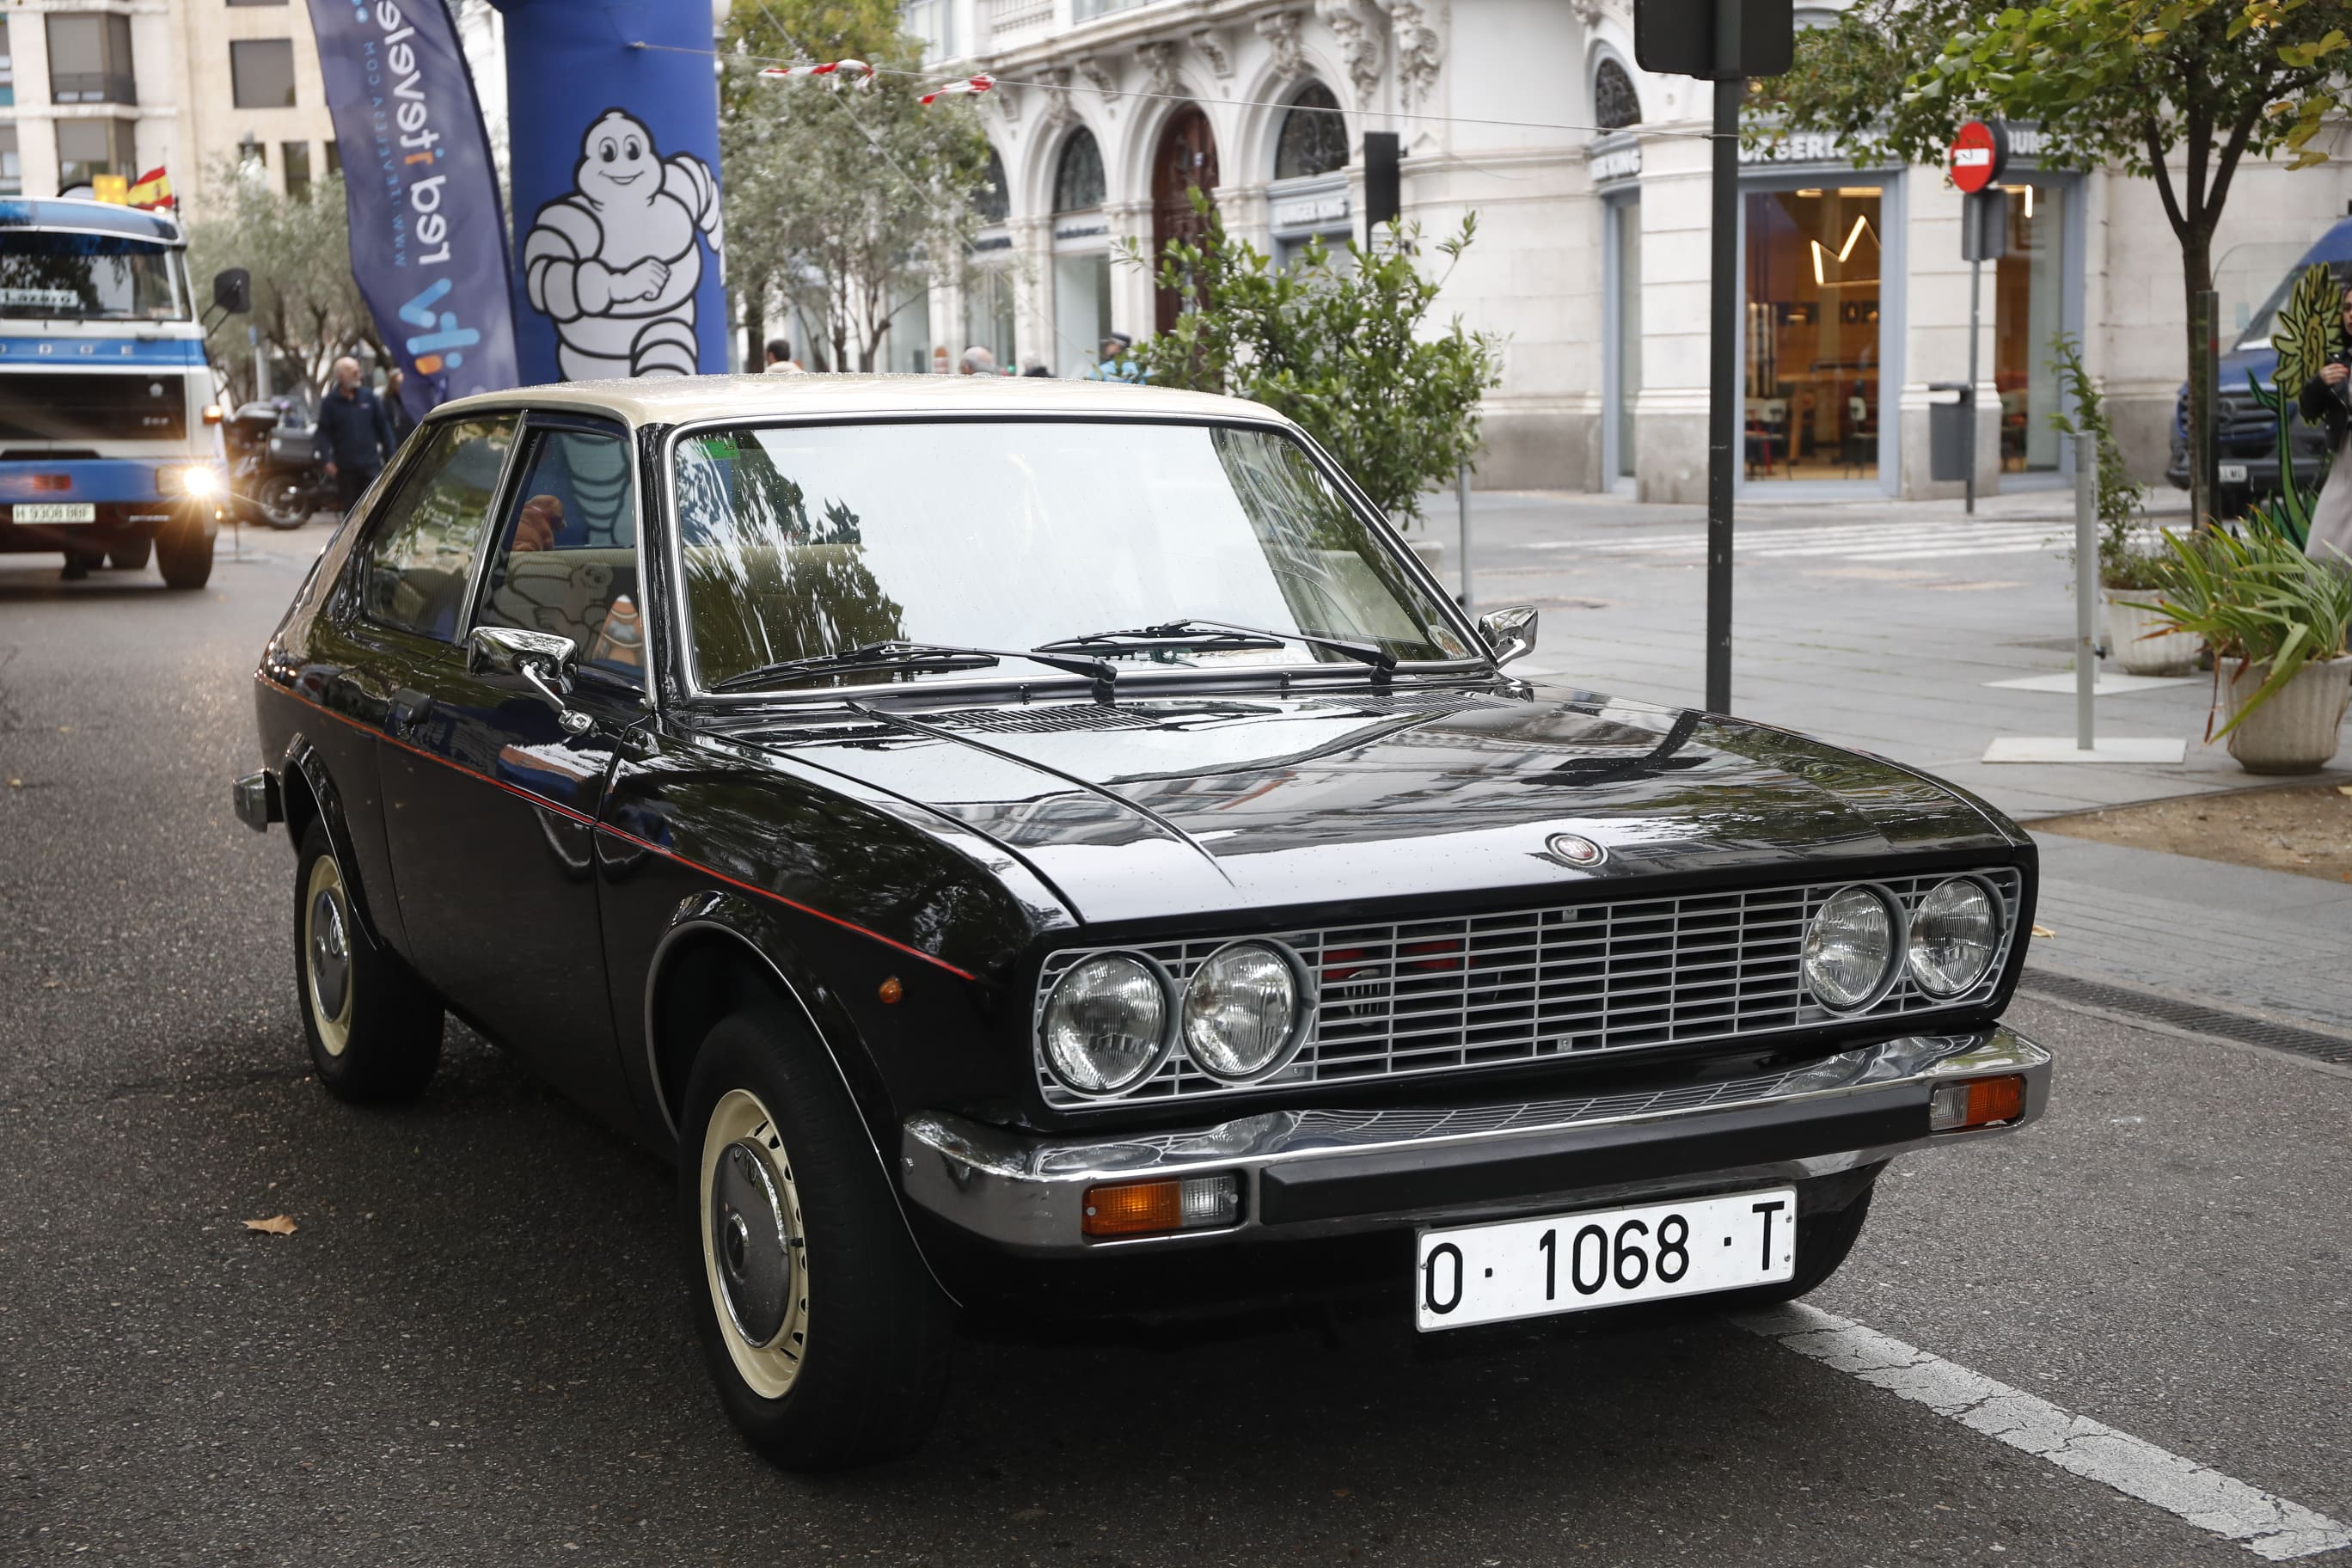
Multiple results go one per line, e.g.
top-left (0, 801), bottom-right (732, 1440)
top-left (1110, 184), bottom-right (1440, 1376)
top-left (641, 895), bottom-right (965, 1305)
top-left (277, 732), bottom-right (392, 953)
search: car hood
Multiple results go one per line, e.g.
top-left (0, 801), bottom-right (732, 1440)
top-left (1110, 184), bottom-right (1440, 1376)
top-left (719, 684), bottom-right (2016, 926)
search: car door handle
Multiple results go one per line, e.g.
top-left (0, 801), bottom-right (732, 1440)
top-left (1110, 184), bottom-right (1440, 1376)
top-left (388, 689), bottom-right (435, 736)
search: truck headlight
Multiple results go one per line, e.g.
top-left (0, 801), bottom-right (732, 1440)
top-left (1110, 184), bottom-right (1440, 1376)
top-left (1181, 942), bottom-right (1302, 1081)
top-left (1804, 885), bottom-right (1896, 1011)
top-left (167, 465), bottom-right (220, 498)
top-left (1907, 878), bottom-right (2000, 996)
top-left (1041, 954), bottom-right (1170, 1095)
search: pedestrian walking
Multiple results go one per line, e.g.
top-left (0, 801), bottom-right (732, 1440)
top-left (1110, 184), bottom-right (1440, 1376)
top-left (316, 356), bottom-right (395, 516)
top-left (2296, 281), bottom-right (2352, 567)
top-left (383, 368), bottom-right (418, 449)
top-left (959, 346), bottom-right (997, 376)
top-left (1022, 357), bottom-right (1052, 377)
top-left (764, 336), bottom-right (804, 374)
top-left (1086, 332), bottom-right (1140, 383)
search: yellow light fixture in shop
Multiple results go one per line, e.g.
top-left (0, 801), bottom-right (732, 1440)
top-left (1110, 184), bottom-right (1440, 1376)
top-left (1809, 214), bottom-right (1877, 286)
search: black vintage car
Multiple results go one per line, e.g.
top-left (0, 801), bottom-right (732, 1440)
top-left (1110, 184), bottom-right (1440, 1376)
top-left (236, 376), bottom-right (2050, 1469)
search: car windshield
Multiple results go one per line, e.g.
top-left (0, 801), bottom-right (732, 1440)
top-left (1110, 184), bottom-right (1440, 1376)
top-left (672, 420), bottom-right (1473, 691)
top-left (0, 231), bottom-right (186, 321)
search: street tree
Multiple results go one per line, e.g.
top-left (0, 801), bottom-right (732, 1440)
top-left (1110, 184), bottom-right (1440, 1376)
top-left (184, 163), bottom-right (383, 403)
top-left (1760, 0), bottom-right (2352, 525)
top-left (720, 0), bottom-right (991, 371)
top-left (1118, 200), bottom-right (1504, 524)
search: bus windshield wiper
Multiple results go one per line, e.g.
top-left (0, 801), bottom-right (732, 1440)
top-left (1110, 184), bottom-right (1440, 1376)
top-left (1039, 619), bottom-right (1397, 677)
top-left (709, 640), bottom-right (1118, 693)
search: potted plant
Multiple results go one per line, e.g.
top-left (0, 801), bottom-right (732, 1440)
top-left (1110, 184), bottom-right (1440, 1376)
top-left (2130, 527), bottom-right (2352, 773)
top-left (2048, 335), bottom-right (2194, 673)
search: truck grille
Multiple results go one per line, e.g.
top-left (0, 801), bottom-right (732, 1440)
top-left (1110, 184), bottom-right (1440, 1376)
top-left (1035, 869), bottom-right (2024, 1109)
top-left (0, 371), bottom-right (187, 442)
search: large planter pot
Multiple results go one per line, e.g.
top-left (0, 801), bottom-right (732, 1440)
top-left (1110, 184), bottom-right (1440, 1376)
top-left (2217, 654), bottom-right (2352, 774)
top-left (2104, 591), bottom-right (2201, 675)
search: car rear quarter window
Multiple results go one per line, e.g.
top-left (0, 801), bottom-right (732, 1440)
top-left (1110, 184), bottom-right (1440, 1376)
top-left (357, 414), bottom-right (518, 641)
top-left (475, 427), bottom-right (644, 680)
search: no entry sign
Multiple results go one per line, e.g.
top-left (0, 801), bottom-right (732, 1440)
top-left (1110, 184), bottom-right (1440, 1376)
top-left (1949, 119), bottom-right (2009, 193)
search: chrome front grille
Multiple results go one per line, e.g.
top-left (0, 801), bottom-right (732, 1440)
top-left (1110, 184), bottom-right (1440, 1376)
top-left (1033, 869), bottom-right (2024, 1109)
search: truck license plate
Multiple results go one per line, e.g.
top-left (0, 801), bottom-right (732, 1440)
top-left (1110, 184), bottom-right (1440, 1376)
top-left (10, 502), bottom-right (95, 524)
top-left (2218, 463), bottom-right (2249, 484)
top-left (1414, 1187), bottom-right (1797, 1331)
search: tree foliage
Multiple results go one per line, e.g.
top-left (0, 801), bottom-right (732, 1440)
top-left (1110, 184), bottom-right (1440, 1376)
top-left (1118, 200), bottom-right (1505, 523)
top-left (720, 0), bottom-right (991, 371)
top-left (184, 164), bottom-right (383, 402)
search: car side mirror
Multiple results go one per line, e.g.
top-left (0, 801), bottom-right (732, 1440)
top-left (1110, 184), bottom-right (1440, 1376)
top-left (468, 626), bottom-right (592, 734)
top-left (211, 267), bottom-right (251, 315)
top-left (1477, 605), bottom-right (1538, 666)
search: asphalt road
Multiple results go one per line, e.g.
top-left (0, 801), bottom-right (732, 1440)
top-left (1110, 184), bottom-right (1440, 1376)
top-left (3, 530), bottom-right (2348, 1566)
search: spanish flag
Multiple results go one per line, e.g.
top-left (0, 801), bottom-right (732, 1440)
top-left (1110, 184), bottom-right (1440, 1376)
top-left (126, 168), bottom-right (175, 211)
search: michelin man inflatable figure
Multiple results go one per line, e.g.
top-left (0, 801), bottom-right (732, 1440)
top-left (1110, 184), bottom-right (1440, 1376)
top-left (524, 109), bottom-right (723, 379)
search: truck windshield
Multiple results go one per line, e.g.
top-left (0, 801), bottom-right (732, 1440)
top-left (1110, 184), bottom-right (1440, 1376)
top-left (0, 231), bottom-right (185, 321)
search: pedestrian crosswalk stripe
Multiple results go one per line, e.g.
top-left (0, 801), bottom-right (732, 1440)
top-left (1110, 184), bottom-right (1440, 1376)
top-left (1532, 523), bottom-right (2070, 563)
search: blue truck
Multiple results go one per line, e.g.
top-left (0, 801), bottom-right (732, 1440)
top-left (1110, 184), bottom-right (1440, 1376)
top-left (0, 198), bottom-right (232, 587)
top-left (2168, 217), bottom-right (2352, 510)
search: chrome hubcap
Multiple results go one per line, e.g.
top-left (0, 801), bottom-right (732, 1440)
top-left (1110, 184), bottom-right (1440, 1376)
top-left (711, 1139), bottom-right (793, 1347)
top-left (308, 887), bottom-right (351, 1020)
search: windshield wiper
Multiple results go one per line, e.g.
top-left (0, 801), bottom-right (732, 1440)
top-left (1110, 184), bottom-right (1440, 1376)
top-left (1041, 619), bottom-right (1398, 680)
top-left (708, 640), bottom-right (1118, 694)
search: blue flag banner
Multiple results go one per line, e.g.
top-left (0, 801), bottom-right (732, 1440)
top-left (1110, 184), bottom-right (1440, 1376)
top-left (306, 0), bottom-right (517, 420)
top-left (494, 0), bottom-right (728, 383)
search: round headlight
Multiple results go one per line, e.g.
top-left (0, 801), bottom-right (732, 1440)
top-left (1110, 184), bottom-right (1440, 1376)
top-left (1181, 942), bottom-right (1302, 1081)
top-left (1908, 878), bottom-right (2000, 996)
top-left (1041, 954), bottom-right (1169, 1094)
top-left (1804, 885), bottom-right (1896, 1011)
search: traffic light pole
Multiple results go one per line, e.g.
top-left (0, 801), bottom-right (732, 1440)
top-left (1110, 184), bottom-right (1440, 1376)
top-left (1705, 76), bottom-right (1739, 715)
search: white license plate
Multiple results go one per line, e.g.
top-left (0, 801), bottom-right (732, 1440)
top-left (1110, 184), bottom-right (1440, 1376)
top-left (1414, 1186), bottom-right (1797, 1331)
top-left (2218, 463), bottom-right (2249, 484)
top-left (10, 502), bottom-right (95, 524)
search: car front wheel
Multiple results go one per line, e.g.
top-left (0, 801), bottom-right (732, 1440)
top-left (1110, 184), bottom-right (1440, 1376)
top-left (294, 819), bottom-right (443, 1102)
top-left (679, 1008), bottom-right (953, 1470)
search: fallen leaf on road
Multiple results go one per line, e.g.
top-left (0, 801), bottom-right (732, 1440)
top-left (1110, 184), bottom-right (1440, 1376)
top-left (2030, 923), bottom-right (2055, 938)
top-left (242, 1215), bottom-right (297, 1236)
top-left (1011, 1508), bottom-right (1047, 1522)
top-left (2339, 785), bottom-right (2352, 797)
top-left (5, 779), bottom-right (20, 788)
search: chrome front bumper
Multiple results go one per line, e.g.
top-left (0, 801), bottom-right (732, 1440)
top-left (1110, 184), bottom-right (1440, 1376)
top-left (901, 1026), bottom-right (2049, 1253)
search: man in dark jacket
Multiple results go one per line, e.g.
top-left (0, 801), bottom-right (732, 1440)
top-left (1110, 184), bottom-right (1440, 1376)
top-left (316, 356), bottom-right (396, 513)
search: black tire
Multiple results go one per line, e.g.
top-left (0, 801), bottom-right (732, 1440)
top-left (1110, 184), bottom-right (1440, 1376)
top-left (293, 818), bottom-right (443, 1103)
top-left (261, 482), bottom-right (312, 530)
top-left (107, 540), bottom-right (151, 571)
top-left (155, 511), bottom-right (213, 590)
top-left (1723, 1181), bottom-right (1877, 1309)
top-left (679, 1008), bottom-right (954, 1470)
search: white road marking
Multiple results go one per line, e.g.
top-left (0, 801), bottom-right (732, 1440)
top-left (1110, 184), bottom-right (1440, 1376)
top-left (1534, 522), bottom-right (2069, 563)
top-left (1735, 1303), bottom-right (2352, 1561)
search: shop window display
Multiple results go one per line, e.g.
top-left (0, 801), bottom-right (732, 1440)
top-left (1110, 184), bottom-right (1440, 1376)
top-left (1994, 181), bottom-right (2067, 471)
top-left (1744, 187), bottom-right (1882, 481)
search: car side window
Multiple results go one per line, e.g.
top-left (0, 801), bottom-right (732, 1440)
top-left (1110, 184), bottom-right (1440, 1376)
top-left (474, 426), bottom-right (645, 679)
top-left (357, 415), bottom-right (518, 641)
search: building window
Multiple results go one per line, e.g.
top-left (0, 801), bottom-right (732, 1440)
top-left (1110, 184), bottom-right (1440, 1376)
top-left (47, 15), bottom-right (137, 107)
top-left (0, 126), bottom-right (19, 196)
top-left (0, 19), bottom-right (15, 110)
top-left (237, 135), bottom-right (266, 175)
top-left (283, 140), bottom-right (311, 199)
top-left (974, 145), bottom-right (1008, 224)
top-left (1053, 128), bottom-right (1104, 213)
top-left (1595, 58), bottom-right (1640, 130)
top-left (231, 39), bottom-right (297, 109)
top-left (57, 118), bottom-right (138, 192)
top-left (323, 139), bottom-right (340, 178)
top-left (1274, 83), bottom-right (1347, 181)
top-left (1744, 186), bottom-right (1883, 481)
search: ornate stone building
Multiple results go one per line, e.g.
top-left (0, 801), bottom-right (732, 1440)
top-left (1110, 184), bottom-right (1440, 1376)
top-left (891, 0), bottom-right (2352, 500)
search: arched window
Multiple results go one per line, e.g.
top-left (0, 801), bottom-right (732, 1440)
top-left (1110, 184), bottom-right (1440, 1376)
top-left (1274, 82), bottom-right (1348, 181)
top-left (1595, 58), bottom-right (1640, 131)
top-left (975, 146), bottom-right (1008, 224)
top-left (1053, 129), bottom-right (1106, 212)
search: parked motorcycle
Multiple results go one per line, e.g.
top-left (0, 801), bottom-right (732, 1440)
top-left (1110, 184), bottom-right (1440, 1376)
top-left (224, 400), bottom-right (334, 530)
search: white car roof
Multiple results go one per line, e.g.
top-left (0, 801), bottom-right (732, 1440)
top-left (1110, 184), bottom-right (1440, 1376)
top-left (427, 372), bottom-right (1289, 429)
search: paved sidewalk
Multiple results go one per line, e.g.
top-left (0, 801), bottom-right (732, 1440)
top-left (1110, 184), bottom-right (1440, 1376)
top-left (1435, 486), bottom-right (2352, 1035)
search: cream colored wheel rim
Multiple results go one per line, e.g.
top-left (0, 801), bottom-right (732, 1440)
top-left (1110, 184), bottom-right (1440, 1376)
top-left (303, 854), bottom-right (355, 1057)
top-left (699, 1087), bottom-right (809, 1400)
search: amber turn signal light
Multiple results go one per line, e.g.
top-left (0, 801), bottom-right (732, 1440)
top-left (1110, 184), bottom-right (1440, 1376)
top-left (1928, 1074), bottom-right (2025, 1131)
top-left (1081, 1173), bottom-right (1240, 1238)
top-left (202, 403), bottom-right (225, 425)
